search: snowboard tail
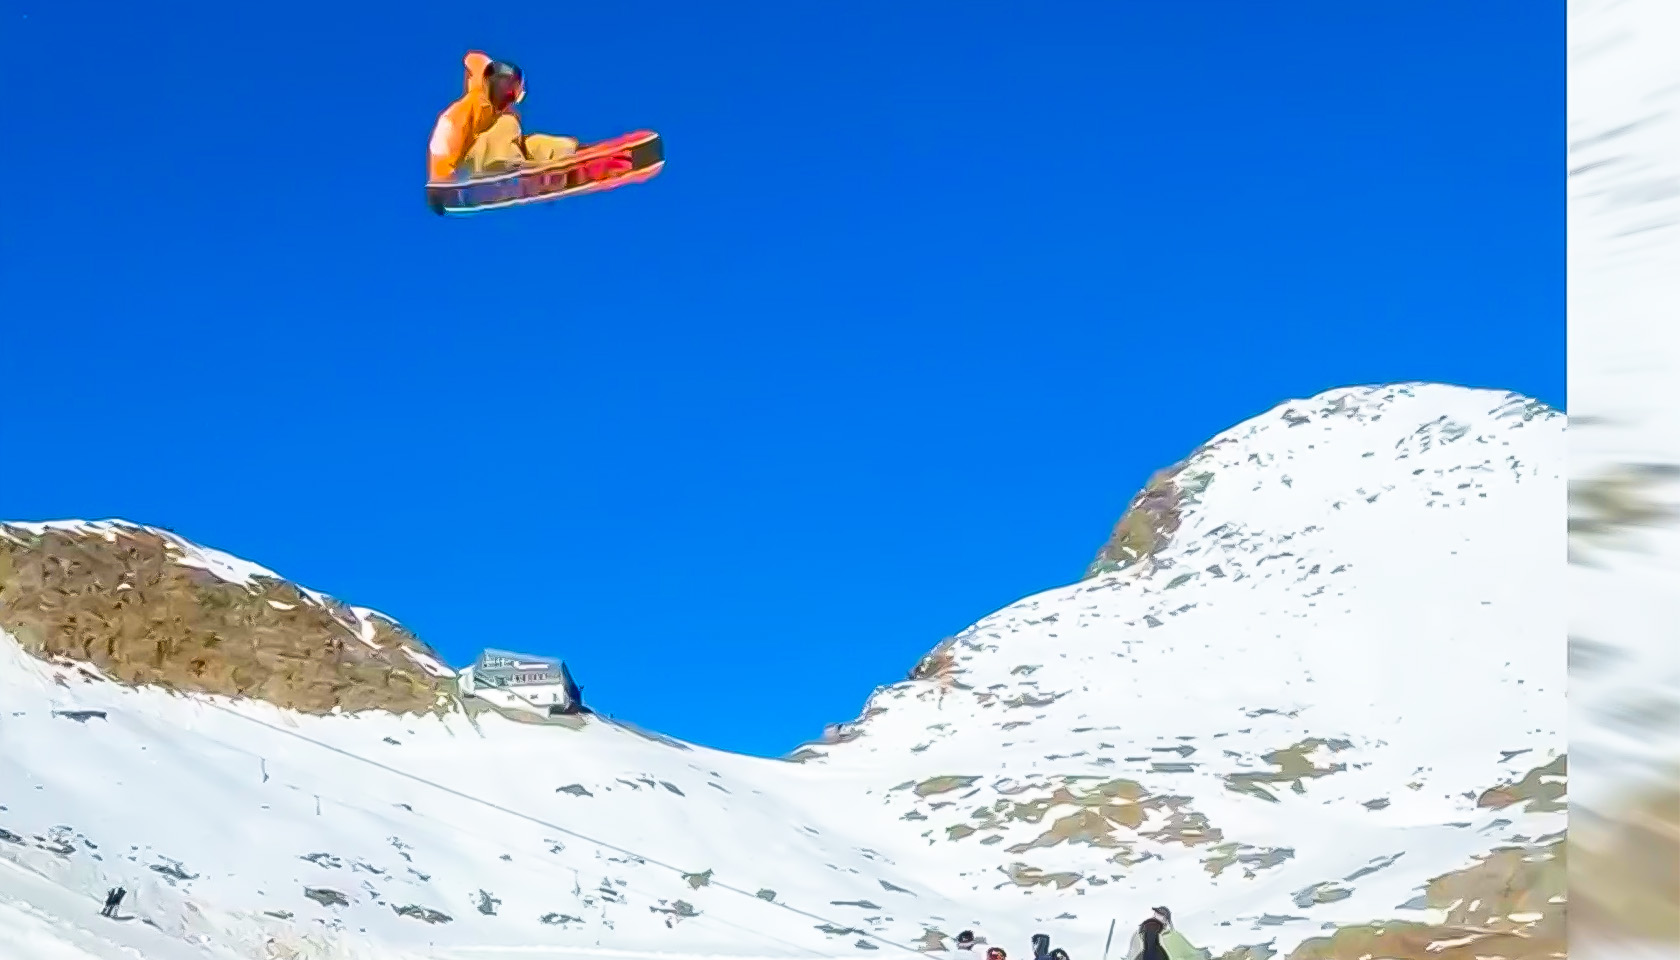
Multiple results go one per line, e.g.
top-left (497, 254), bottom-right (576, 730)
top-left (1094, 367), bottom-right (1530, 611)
top-left (428, 130), bottom-right (663, 215)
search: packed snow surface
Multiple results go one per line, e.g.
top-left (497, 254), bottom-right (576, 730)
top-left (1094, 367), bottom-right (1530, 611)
top-left (1567, 2), bottom-right (1680, 958)
top-left (0, 382), bottom-right (1564, 960)
top-left (1568, 0), bottom-right (1680, 808)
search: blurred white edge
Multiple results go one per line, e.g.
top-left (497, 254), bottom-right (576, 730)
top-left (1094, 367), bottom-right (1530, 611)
top-left (1568, 0), bottom-right (1680, 953)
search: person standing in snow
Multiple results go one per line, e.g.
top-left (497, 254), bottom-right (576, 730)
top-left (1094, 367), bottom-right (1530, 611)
top-left (1032, 933), bottom-right (1052, 959)
top-left (1154, 906), bottom-right (1204, 960)
top-left (1129, 919), bottom-right (1169, 960)
top-left (100, 887), bottom-right (125, 918)
top-left (1126, 907), bottom-right (1201, 960)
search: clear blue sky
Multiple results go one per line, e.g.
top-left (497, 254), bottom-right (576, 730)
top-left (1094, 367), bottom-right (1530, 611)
top-left (3, 2), bottom-right (1559, 757)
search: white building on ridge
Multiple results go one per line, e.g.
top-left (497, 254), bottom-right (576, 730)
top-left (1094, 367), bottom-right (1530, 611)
top-left (457, 648), bottom-right (583, 717)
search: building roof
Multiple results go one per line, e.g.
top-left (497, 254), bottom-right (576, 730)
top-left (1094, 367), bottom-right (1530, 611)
top-left (476, 648), bottom-right (563, 671)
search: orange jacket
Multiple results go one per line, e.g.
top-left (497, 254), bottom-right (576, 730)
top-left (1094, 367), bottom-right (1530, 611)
top-left (427, 51), bottom-right (522, 182)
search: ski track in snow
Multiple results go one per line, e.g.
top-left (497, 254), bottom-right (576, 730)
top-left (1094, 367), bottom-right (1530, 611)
top-left (0, 382), bottom-right (1565, 960)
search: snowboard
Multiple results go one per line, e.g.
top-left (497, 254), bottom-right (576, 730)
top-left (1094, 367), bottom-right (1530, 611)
top-left (427, 130), bottom-right (664, 216)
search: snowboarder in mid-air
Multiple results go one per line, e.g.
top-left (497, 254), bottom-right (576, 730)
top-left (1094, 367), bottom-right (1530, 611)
top-left (423, 49), bottom-right (666, 215)
top-left (427, 51), bottom-right (581, 185)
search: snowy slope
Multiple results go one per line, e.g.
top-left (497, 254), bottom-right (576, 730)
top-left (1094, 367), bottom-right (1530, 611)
top-left (0, 383), bottom-right (1564, 960)
top-left (0, 638), bottom-right (987, 960)
top-left (800, 384), bottom-right (1564, 949)
top-left (1568, 0), bottom-right (1680, 798)
top-left (1568, 0), bottom-right (1680, 954)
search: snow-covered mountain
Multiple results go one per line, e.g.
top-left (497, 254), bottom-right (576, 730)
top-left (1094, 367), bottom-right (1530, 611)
top-left (0, 381), bottom-right (1564, 960)
top-left (791, 383), bottom-right (1565, 960)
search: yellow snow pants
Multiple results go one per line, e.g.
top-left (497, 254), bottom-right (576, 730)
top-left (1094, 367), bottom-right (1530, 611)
top-left (463, 114), bottom-right (580, 175)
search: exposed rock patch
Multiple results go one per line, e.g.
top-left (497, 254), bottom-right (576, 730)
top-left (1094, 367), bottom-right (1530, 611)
top-left (0, 522), bottom-right (453, 714)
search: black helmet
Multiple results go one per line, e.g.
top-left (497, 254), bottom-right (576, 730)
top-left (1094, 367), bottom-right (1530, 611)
top-left (484, 59), bottom-right (524, 109)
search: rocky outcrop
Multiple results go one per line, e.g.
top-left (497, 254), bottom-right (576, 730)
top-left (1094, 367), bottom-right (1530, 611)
top-left (0, 521), bottom-right (454, 715)
top-left (1085, 460), bottom-right (1218, 578)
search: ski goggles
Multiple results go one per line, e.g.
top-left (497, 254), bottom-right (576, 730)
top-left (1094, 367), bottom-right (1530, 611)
top-left (486, 63), bottom-right (527, 107)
